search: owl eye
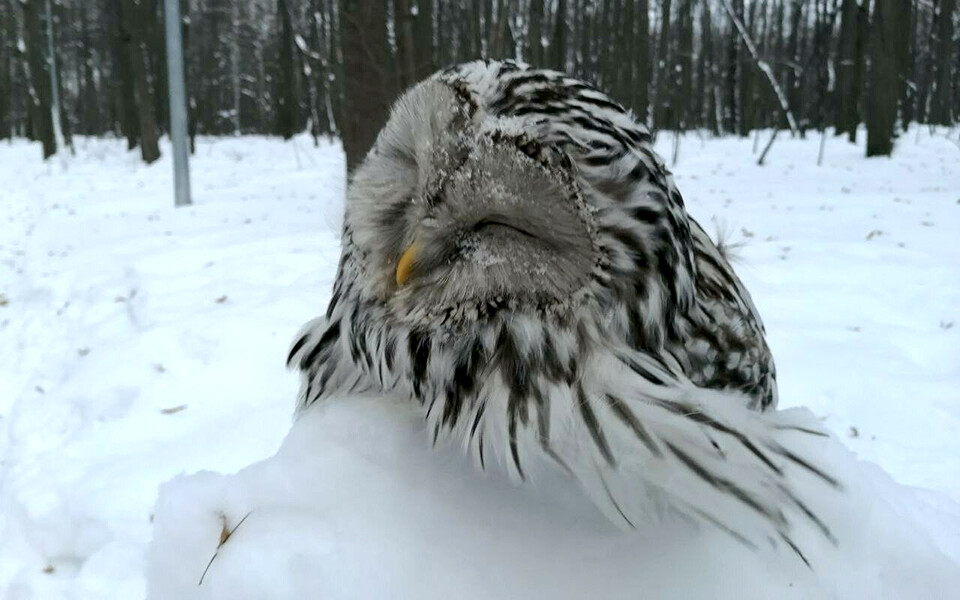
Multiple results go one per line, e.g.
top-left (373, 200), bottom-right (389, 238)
top-left (472, 218), bottom-right (536, 239)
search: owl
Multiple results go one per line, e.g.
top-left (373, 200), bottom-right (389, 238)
top-left (289, 61), bottom-right (838, 560)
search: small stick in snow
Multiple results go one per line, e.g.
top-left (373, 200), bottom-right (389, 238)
top-left (198, 511), bottom-right (254, 586)
top-left (757, 129), bottom-right (780, 166)
top-left (817, 129), bottom-right (828, 167)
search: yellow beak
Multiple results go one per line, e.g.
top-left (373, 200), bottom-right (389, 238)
top-left (396, 241), bottom-right (420, 286)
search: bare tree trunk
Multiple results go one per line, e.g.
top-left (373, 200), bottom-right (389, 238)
top-left (528, 0), bottom-right (544, 66)
top-left (785, 0), bottom-right (803, 134)
top-left (483, 0), bottom-right (493, 54)
top-left (930, 0), bottom-right (957, 125)
top-left (757, 0), bottom-right (774, 131)
top-left (111, 0), bottom-right (139, 150)
top-left (502, 1), bottom-right (514, 56)
top-left (677, 0), bottom-right (693, 130)
top-left (655, 0), bottom-right (674, 130)
top-left (339, 0), bottom-right (391, 174)
top-left (303, 5), bottom-right (321, 145)
top-left (634, 0), bottom-right (650, 126)
top-left (22, 0), bottom-right (55, 157)
top-left (809, 0), bottom-right (829, 133)
top-left (497, 0), bottom-right (514, 59)
top-left (123, 0), bottom-right (160, 163)
top-left (182, 0), bottom-right (195, 152)
top-left (702, 1), bottom-right (721, 135)
top-left (43, 0), bottom-right (65, 153)
top-left (693, 0), bottom-right (709, 130)
top-left (78, 1), bottom-right (101, 135)
top-left (551, 0), bottom-right (566, 70)
top-left (148, 0), bottom-right (168, 135)
top-left (414, 0), bottom-right (434, 79)
top-left (232, 0), bottom-right (241, 135)
top-left (470, 0), bottom-right (482, 58)
top-left (867, 0), bottom-right (905, 156)
top-left (396, 0), bottom-right (417, 89)
top-left (721, 0), bottom-right (799, 135)
top-left (454, 2), bottom-right (470, 62)
top-left (724, 0), bottom-right (740, 133)
top-left (436, 0), bottom-right (447, 66)
top-left (738, 0), bottom-right (750, 134)
top-left (897, 0), bottom-right (913, 130)
top-left (598, 0), bottom-right (611, 86)
top-left (610, 0), bottom-right (623, 94)
top-left (837, 0), bottom-right (864, 141)
top-left (0, 0), bottom-right (11, 139)
top-left (327, 0), bottom-right (343, 134)
top-left (619, 0), bottom-right (635, 111)
top-left (853, 0), bottom-right (868, 133)
top-left (306, 0), bottom-right (332, 139)
top-left (276, 0), bottom-right (298, 139)
top-left (903, 0), bottom-right (939, 123)
top-left (955, 20), bottom-right (960, 123)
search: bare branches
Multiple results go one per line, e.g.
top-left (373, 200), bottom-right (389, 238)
top-left (1, 0), bottom-right (956, 154)
top-left (720, 0), bottom-right (799, 136)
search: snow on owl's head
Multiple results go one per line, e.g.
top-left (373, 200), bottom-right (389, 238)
top-left (346, 77), bottom-right (601, 331)
top-left (342, 59), bottom-right (697, 337)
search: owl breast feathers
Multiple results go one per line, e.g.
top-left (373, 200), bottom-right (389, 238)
top-left (289, 60), bottom-right (837, 561)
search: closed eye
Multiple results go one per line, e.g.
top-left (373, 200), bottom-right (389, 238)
top-left (472, 218), bottom-right (537, 239)
top-left (376, 200), bottom-right (411, 231)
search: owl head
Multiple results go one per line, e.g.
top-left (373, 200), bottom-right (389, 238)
top-left (342, 59), bottom-right (697, 339)
top-left (347, 77), bottom-right (603, 332)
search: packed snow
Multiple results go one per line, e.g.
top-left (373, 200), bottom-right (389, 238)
top-left (1, 128), bottom-right (958, 598)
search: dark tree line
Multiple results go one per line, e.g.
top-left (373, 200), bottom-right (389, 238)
top-left (0, 0), bottom-right (956, 166)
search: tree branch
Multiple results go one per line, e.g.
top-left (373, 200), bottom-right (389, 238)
top-left (720, 0), bottom-right (799, 136)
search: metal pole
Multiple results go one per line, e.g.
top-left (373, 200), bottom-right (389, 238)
top-left (165, 0), bottom-right (191, 207)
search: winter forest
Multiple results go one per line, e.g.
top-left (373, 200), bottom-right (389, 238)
top-left (2, 0), bottom-right (958, 167)
top-left (2, 1), bottom-right (960, 599)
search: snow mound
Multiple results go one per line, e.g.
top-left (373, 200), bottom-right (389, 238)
top-left (148, 395), bottom-right (960, 599)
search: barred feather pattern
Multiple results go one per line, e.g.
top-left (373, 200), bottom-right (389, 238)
top-left (289, 60), bottom-right (837, 559)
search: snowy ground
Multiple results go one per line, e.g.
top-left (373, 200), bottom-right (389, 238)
top-left (1, 128), bottom-right (958, 598)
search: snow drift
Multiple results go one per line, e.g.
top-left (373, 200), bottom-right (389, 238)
top-left (147, 395), bottom-right (960, 599)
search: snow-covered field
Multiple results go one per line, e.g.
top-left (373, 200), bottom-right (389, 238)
top-left (1, 129), bottom-right (958, 598)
